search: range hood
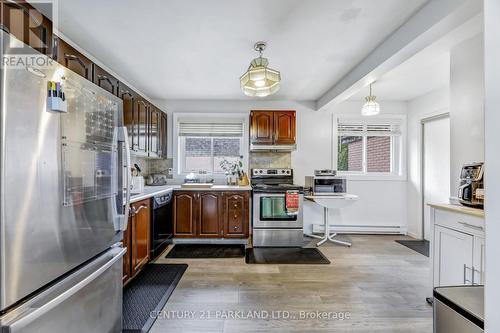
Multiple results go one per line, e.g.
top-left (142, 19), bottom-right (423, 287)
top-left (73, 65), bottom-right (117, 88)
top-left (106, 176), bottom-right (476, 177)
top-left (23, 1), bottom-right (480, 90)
top-left (250, 143), bottom-right (297, 152)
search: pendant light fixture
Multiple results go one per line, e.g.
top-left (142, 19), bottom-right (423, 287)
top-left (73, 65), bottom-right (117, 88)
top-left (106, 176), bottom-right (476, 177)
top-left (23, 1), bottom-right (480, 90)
top-left (361, 83), bottom-right (380, 116)
top-left (240, 41), bottom-right (281, 97)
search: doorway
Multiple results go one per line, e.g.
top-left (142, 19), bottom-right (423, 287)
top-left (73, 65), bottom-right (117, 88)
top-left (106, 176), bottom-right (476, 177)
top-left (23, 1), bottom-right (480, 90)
top-left (422, 114), bottom-right (450, 240)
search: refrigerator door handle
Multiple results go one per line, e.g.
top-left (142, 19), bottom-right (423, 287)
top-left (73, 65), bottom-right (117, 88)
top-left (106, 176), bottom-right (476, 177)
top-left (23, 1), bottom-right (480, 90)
top-left (122, 126), bottom-right (132, 225)
top-left (4, 247), bottom-right (126, 331)
top-left (114, 126), bottom-right (131, 231)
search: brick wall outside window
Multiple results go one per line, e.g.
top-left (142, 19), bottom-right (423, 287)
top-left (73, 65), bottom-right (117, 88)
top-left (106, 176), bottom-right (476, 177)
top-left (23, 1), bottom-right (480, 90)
top-left (347, 139), bottom-right (363, 171)
top-left (367, 136), bottom-right (391, 172)
top-left (345, 136), bottom-right (391, 172)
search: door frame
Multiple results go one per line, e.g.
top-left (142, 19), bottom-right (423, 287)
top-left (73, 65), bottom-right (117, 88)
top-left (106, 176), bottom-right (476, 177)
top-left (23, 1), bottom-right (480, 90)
top-left (420, 112), bottom-right (450, 240)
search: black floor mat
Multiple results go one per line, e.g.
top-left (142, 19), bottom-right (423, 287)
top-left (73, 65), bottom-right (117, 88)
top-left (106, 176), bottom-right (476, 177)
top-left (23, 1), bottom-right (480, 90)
top-left (165, 244), bottom-right (245, 258)
top-left (123, 263), bottom-right (187, 333)
top-left (395, 239), bottom-right (430, 257)
top-left (245, 247), bottom-right (330, 264)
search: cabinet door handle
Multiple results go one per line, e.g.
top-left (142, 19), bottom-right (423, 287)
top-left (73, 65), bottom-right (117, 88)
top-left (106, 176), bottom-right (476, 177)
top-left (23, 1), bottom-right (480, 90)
top-left (131, 204), bottom-right (147, 216)
top-left (458, 222), bottom-right (484, 231)
top-left (472, 267), bottom-right (481, 285)
top-left (464, 264), bottom-right (472, 284)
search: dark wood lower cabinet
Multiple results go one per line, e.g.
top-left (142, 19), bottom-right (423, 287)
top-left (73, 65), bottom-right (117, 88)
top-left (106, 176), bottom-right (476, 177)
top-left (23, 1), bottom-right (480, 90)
top-left (173, 192), bottom-right (196, 237)
top-left (197, 192), bottom-right (222, 237)
top-left (223, 192), bottom-right (249, 238)
top-left (123, 198), bottom-right (150, 284)
top-left (131, 199), bottom-right (150, 275)
top-left (173, 191), bottom-right (249, 239)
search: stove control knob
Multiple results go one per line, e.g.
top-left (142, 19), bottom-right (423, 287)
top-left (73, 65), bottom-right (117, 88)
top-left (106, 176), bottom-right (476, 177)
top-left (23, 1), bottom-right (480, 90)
top-left (259, 170), bottom-right (263, 173)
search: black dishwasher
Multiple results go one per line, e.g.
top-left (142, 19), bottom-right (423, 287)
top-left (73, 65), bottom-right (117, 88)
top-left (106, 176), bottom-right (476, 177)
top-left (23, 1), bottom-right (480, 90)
top-left (150, 190), bottom-right (173, 259)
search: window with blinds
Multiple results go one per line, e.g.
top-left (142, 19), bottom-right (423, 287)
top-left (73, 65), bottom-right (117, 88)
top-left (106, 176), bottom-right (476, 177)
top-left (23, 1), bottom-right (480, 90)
top-left (334, 116), bottom-right (404, 176)
top-left (178, 122), bottom-right (243, 137)
top-left (177, 119), bottom-right (245, 174)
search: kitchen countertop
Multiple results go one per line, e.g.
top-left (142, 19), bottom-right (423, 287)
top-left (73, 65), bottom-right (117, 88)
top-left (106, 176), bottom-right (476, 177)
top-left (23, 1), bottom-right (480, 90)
top-left (173, 185), bottom-right (252, 191)
top-left (434, 286), bottom-right (484, 327)
top-left (128, 185), bottom-right (252, 204)
top-left (428, 203), bottom-right (484, 218)
top-left (129, 185), bottom-right (175, 204)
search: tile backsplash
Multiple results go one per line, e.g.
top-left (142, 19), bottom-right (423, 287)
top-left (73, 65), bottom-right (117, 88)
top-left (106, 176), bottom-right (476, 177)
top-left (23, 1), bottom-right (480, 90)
top-left (149, 158), bottom-right (173, 176)
top-left (131, 155), bottom-right (173, 178)
top-left (131, 152), bottom-right (288, 180)
top-left (249, 152), bottom-right (291, 169)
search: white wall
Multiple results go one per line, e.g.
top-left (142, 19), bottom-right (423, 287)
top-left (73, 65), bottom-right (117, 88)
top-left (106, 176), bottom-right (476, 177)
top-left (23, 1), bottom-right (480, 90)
top-left (154, 99), bottom-right (409, 234)
top-left (484, 1), bottom-right (500, 331)
top-left (449, 33), bottom-right (485, 196)
top-left (406, 88), bottom-right (450, 238)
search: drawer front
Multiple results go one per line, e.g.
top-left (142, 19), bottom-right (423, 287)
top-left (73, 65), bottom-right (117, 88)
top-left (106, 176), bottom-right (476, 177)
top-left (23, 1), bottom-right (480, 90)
top-left (227, 210), bottom-right (244, 234)
top-left (228, 197), bottom-right (243, 211)
top-left (434, 209), bottom-right (484, 236)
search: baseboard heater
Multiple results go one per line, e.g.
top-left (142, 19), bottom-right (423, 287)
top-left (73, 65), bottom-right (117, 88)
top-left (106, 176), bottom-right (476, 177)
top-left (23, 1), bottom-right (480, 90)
top-left (312, 224), bottom-right (407, 235)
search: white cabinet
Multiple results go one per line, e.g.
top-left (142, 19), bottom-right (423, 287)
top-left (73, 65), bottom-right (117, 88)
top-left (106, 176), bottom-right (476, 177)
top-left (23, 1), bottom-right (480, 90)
top-left (433, 225), bottom-right (473, 286)
top-left (473, 236), bottom-right (485, 285)
top-left (430, 205), bottom-right (485, 293)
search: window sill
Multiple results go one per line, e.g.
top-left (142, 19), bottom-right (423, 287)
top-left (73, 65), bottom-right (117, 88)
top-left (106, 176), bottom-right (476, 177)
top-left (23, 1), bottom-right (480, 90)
top-left (336, 173), bottom-right (407, 182)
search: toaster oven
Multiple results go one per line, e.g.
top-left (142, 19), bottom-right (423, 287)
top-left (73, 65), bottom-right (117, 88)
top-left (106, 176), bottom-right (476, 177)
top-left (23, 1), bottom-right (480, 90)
top-left (305, 174), bottom-right (346, 195)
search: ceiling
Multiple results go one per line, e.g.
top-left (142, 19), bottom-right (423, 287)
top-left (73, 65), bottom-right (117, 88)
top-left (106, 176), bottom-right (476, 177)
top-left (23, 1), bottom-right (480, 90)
top-left (347, 13), bottom-right (483, 102)
top-left (348, 53), bottom-right (450, 102)
top-left (44, 0), bottom-right (428, 100)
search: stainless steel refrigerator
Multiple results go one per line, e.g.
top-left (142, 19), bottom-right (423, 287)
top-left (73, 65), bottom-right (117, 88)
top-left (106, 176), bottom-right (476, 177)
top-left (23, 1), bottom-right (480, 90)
top-left (0, 30), bottom-right (131, 332)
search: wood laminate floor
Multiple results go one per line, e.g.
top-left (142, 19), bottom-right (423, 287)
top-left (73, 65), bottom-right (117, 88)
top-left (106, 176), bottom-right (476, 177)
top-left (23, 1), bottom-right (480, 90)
top-left (151, 235), bottom-right (432, 333)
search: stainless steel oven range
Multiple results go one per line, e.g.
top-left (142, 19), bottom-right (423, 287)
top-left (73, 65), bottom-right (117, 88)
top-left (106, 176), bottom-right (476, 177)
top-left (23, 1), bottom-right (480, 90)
top-left (251, 168), bottom-right (304, 247)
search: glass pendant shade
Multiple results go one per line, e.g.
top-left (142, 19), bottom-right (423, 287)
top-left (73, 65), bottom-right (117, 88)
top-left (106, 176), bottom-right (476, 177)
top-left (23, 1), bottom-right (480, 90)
top-left (361, 84), bottom-right (380, 116)
top-left (240, 43), bottom-right (281, 97)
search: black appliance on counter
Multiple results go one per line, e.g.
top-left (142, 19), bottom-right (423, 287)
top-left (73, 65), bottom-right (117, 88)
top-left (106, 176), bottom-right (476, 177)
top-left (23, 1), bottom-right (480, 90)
top-left (458, 162), bottom-right (484, 208)
top-left (150, 190), bottom-right (173, 259)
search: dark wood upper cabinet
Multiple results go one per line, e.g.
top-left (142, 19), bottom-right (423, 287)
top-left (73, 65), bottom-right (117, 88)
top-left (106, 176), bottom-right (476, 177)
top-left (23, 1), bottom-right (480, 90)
top-left (197, 192), bottom-right (222, 237)
top-left (131, 199), bottom-right (150, 276)
top-left (250, 111), bottom-right (274, 145)
top-left (160, 112), bottom-right (168, 158)
top-left (274, 111), bottom-right (296, 144)
top-left (53, 37), bottom-right (92, 80)
top-left (135, 98), bottom-right (149, 156)
top-left (92, 64), bottom-right (120, 96)
top-left (250, 110), bottom-right (296, 146)
top-left (173, 192), bottom-right (196, 237)
top-left (119, 83), bottom-right (136, 150)
top-left (223, 192), bottom-right (249, 238)
top-left (1, 0), bottom-right (52, 54)
top-left (148, 106), bottom-right (160, 158)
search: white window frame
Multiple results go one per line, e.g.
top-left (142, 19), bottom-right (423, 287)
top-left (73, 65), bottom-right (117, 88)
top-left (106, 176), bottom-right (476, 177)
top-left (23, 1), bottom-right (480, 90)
top-left (173, 113), bottom-right (249, 180)
top-left (332, 114), bottom-right (407, 181)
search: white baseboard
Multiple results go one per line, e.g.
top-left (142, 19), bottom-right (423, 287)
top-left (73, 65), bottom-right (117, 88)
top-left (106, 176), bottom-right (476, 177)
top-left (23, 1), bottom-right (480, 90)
top-left (407, 231), bottom-right (420, 239)
top-left (312, 224), bottom-right (407, 235)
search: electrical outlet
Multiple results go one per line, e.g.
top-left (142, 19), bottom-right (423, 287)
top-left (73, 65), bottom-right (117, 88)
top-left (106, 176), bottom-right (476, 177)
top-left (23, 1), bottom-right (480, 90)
top-left (167, 168), bottom-right (173, 175)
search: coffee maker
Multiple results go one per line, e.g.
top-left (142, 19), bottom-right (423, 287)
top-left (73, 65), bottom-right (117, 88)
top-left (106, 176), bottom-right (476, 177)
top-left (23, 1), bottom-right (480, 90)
top-left (458, 162), bottom-right (484, 208)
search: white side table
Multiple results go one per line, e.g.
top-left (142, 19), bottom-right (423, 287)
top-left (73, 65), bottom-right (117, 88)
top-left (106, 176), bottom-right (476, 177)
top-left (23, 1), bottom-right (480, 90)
top-left (304, 194), bottom-right (358, 247)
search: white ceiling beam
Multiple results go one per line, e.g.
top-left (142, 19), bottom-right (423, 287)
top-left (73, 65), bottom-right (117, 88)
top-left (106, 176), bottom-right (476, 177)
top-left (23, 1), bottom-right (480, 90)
top-left (315, 0), bottom-right (483, 111)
